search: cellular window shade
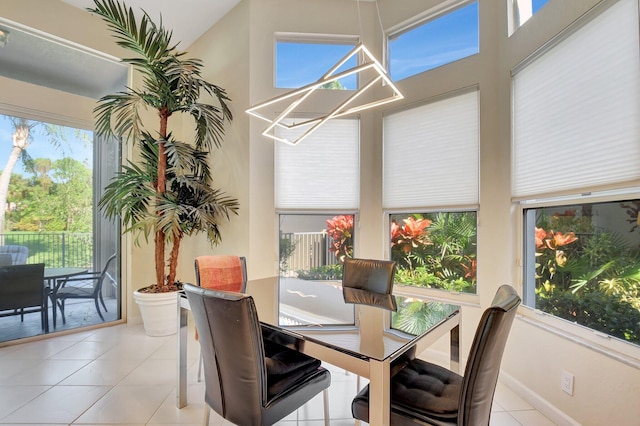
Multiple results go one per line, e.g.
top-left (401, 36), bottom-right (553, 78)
top-left (275, 119), bottom-right (359, 210)
top-left (383, 90), bottom-right (479, 209)
top-left (512, 0), bottom-right (640, 199)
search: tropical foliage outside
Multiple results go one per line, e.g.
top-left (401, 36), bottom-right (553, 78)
top-left (0, 115), bottom-right (93, 235)
top-left (530, 201), bottom-right (640, 345)
top-left (0, 114), bottom-right (94, 268)
top-left (286, 212), bottom-right (478, 294)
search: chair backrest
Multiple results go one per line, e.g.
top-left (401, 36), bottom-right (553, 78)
top-left (0, 263), bottom-right (45, 311)
top-left (0, 245), bottom-right (29, 265)
top-left (0, 254), bottom-right (12, 266)
top-left (95, 254), bottom-right (117, 292)
top-left (184, 283), bottom-right (267, 425)
top-left (458, 284), bottom-right (521, 426)
top-left (194, 255), bottom-right (247, 293)
top-left (342, 257), bottom-right (398, 311)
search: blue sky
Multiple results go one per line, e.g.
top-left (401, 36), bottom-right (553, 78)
top-left (0, 114), bottom-right (93, 176)
top-left (276, 42), bottom-right (358, 89)
top-left (276, 0), bottom-right (548, 87)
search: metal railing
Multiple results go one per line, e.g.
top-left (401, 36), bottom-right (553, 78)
top-left (0, 232), bottom-right (93, 268)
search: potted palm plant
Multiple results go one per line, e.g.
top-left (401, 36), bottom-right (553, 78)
top-left (90, 0), bottom-right (239, 335)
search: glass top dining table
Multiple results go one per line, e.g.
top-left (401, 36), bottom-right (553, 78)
top-left (176, 278), bottom-right (460, 426)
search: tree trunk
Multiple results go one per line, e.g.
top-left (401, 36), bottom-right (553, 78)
top-left (155, 108), bottom-right (170, 288)
top-left (0, 125), bottom-right (30, 240)
top-left (167, 232), bottom-right (182, 287)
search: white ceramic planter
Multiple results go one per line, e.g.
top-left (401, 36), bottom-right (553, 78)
top-left (133, 289), bottom-right (178, 336)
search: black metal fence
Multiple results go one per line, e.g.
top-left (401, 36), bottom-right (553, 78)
top-left (1, 233), bottom-right (93, 268)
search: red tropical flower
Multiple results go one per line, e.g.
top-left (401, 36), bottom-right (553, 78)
top-left (535, 227), bottom-right (547, 248)
top-left (391, 217), bottom-right (432, 254)
top-left (326, 215), bottom-right (354, 262)
top-left (461, 257), bottom-right (477, 281)
top-left (536, 227), bottom-right (578, 250)
top-left (551, 231), bottom-right (578, 248)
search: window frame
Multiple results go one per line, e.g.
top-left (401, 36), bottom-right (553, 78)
top-left (508, 0), bottom-right (550, 35)
top-left (385, 209), bottom-right (479, 299)
top-left (277, 211), bottom-right (358, 327)
top-left (516, 190), bottom-right (640, 359)
top-left (274, 32), bottom-right (360, 90)
top-left (385, 0), bottom-right (479, 82)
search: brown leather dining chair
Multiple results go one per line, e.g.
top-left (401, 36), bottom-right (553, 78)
top-left (351, 284), bottom-right (521, 426)
top-left (342, 257), bottom-right (397, 397)
top-left (184, 283), bottom-right (331, 426)
top-left (342, 257), bottom-right (398, 312)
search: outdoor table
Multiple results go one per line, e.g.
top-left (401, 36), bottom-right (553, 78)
top-left (44, 267), bottom-right (88, 328)
top-left (44, 267), bottom-right (88, 290)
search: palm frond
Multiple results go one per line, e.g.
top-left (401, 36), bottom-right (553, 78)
top-left (98, 162), bottom-right (156, 236)
top-left (88, 0), bottom-right (175, 66)
top-left (93, 91), bottom-right (146, 141)
top-left (163, 140), bottom-right (211, 180)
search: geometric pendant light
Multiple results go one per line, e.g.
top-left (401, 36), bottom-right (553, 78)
top-left (246, 42), bottom-right (404, 145)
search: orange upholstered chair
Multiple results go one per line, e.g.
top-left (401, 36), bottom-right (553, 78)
top-left (194, 255), bottom-right (248, 381)
top-left (194, 255), bottom-right (247, 293)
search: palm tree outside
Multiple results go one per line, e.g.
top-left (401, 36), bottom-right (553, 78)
top-left (0, 119), bottom-right (33, 240)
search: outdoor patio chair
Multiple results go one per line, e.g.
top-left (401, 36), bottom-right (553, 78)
top-left (50, 253), bottom-right (117, 327)
top-left (0, 245), bottom-right (29, 265)
top-left (0, 263), bottom-right (48, 332)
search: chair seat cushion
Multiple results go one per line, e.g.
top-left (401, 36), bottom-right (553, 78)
top-left (264, 339), bottom-right (322, 399)
top-left (393, 359), bottom-right (462, 419)
top-left (56, 287), bottom-right (94, 297)
top-left (352, 358), bottom-right (462, 425)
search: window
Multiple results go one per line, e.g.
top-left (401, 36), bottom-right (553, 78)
top-left (514, 0), bottom-right (640, 345)
top-left (388, 1), bottom-right (479, 81)
top-left (512, 0), bottom-right (549, 29)
top-left (0, 113), bottom-right (120, 342)
top-left (275, 37), bottom-right (358, 89)
top-left (275, 118), bottom-right (359, 210)
top-left (383, 89), bottom-right (479, 293)
top-left (0, 20), bottom-right (125, 342)
top-left (512, 0), bottom-right (639, 200)
top-left (523, 200), bottom-right (640, 346)
top-left (279, 214), bottom-right (355, 326)
top-left (390, 212), bottom-right (477, 293)
top-left (275, 118), bottom-right (359, 325)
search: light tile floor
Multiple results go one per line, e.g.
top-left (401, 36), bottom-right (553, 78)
top-left (0, 323), bottom-right (556, 425)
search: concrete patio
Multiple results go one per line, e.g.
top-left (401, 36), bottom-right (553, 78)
top-left (0, 297), bottom-right (119, 344)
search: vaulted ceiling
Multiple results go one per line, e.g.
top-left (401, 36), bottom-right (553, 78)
top-left (61, 0), bottom-right (242, 48)
top-left (0, 0), bottom-right (241, 101)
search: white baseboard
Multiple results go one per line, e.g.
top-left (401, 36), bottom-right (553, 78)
top-left (499, 371), bottom-right (581, 426)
